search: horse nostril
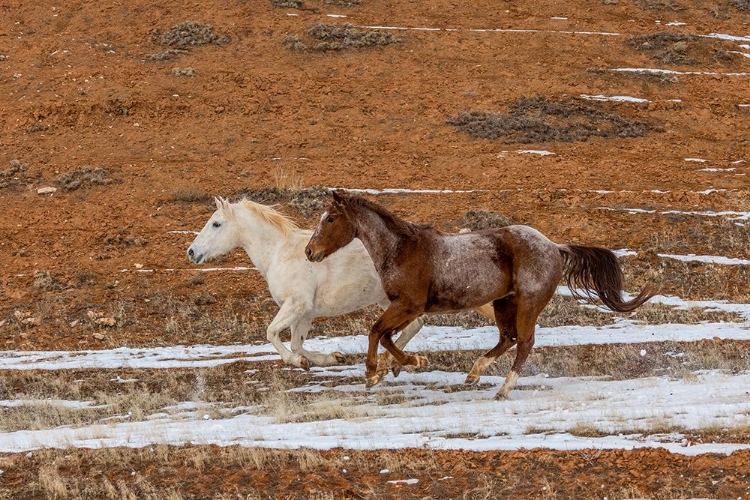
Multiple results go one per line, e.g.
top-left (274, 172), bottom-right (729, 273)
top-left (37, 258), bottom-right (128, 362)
top-left (305, 247), bottom-right (312, 258)
top-left (188, 248), bottom-right (194, 258)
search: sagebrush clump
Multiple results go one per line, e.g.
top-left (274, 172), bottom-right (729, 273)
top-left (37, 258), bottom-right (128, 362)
top-left (55, 167), bottom-right (112, 191)
top-left (448, 96), bottom-right (656, 143)
top-left (285, 24), bottom-right (400, 51)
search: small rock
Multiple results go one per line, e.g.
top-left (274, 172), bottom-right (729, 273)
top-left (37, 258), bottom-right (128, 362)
top-left (37, 186), bottom-right (57, 195)
top-left (92, 332), bottom-right (106, 340)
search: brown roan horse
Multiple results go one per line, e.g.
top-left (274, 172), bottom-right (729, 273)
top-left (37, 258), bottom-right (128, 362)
top-left (305, 191), bottom-right (655, 399)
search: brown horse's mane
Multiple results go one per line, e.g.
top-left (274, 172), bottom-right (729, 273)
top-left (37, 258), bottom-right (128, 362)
top-left (340, 194), bottom-right (431, 237)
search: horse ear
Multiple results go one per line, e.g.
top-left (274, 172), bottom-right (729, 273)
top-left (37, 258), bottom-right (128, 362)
top-left (214, 197), bottom-right (223, 211)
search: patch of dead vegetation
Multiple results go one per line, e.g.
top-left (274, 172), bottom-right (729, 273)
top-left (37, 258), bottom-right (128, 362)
top-left (55, 167), bottom-right (113, 191)
top-left (456, 210), bottom-right (514, 231)
top-left (626, 32), bottom-right (741, 66)
top-left (236, 186), bottom-right (331, 218)
top-left (448, 96), bottom-right (657, 143)
top-left (146, 22), bottom-right (229, 60)
top-left (1, 446), bottom-right (748, 500)
top-left (730, 0), bottom-right (750, 10)
top-left (0, 159), bottom-right (30, 189)
top-left (151, 22), bottom-right (230, 47)
top-left (285, 24), bottom-right (401, 52)
top-left (103, 230), bottom-right (147, 248)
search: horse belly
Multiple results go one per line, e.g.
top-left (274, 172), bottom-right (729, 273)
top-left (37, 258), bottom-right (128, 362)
top-left (426, 267), bottom-right (509, 313)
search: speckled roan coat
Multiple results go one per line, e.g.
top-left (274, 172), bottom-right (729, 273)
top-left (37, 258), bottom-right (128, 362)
top-left (305, 191), bottom-right (655, 399)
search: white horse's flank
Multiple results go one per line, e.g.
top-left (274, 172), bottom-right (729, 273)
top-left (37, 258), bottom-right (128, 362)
top-left (186, 198), bottom-right (426, 369)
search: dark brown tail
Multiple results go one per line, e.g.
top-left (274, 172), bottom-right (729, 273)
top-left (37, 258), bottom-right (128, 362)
top-left (558, 245), bottom-right (655, 313)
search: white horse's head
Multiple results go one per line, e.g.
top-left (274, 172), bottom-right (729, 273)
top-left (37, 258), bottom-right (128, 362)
top-left (186, 197), bottom-right (238, 264)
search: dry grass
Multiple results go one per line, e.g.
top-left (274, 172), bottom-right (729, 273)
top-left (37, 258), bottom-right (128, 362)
top-left (448, 96), bottom-right (657, 144)
top-left (456, 210), bottom-right (514, 231)
top-left (169, 186), bottom-right (210, 203)
top-left (55, 167), bottom-right (113, 191)
top-left (151, 22), bottom-right (230, 47)
top-left (285, 24), bottom-right (401, 51)
top-left (235, 185), bottom-right (330, 218)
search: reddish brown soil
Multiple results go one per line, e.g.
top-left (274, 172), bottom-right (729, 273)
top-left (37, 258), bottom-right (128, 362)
top-left (1, 0), bottom-right (749, 497)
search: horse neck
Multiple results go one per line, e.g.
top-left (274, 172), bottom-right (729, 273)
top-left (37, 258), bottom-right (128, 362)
top-left (351, 208), bottom-right (408, 273)
top-left (233, 208), bottom-right (291, 276)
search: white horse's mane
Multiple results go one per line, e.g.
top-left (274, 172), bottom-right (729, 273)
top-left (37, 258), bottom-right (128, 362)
top-left (230, 198), bottom-right (300, 235)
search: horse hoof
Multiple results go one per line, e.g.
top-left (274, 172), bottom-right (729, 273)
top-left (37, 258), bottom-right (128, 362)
top-left (391, 363), bottom-right (403, 378)
top-left (365, 374), bottom-right (381, 388)
top-left (464, 374), bottom-right (480, 385)
top-left (299, 357), bottom-right (311, 371)
top-left (494, 390), bottom-right (510, 400)
top-left (332, 352), bottom-right (347, 365)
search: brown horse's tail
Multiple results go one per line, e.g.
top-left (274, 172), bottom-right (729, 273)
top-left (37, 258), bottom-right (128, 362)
top-left (558, 245), bottom-right (655, 313)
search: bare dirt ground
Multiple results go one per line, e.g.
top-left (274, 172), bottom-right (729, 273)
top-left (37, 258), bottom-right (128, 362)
top-left (1, 0), bottom-right (749, 497)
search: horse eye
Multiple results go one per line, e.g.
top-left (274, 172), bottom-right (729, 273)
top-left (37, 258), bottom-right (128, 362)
top-left (327, 217), bottom-right (334, 223)
top-left (212, 221), bottom-right (221, 228)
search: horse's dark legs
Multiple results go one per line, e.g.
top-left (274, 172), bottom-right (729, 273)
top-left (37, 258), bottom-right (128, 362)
top-left (466, 297), bottom-right (517, 385)
top-left (495, 310), bottom-right (537, 399)
top-left (366, 304), bottom-right (425, 387)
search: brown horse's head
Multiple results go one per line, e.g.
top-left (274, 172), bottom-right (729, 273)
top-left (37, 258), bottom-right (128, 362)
top-left (305, 190), bottom-right (357, 262)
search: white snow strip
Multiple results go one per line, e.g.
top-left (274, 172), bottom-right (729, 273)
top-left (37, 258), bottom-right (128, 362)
top-left (119, 267), bottom-right (256, 273)
top-left (699, 168), bottom-right (735, 172)
top-left (3, 309), bottom-right (749, 372)
top-left (659, 253), bottom-right (750, 266)
top-left (611, 68), bottom-right (750, 76)
top-left (342, 188), bottom-right (481, 195)
top-left (684, 158), bottom-right (708, 163)
top-left (357, 25), bottom-right (620, 36)
top-left (700, 33), bottom-right (750, 42)
top-left (598, 207), bottom-right (750, 220)
top-left (580, 94), bottom-right (649, 103)
top-left (515, 149), bottom-right (556, 156)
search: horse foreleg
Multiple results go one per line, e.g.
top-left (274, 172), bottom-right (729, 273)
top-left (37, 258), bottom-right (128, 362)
top-left (366, 306), bottom-right (425, 388)
top-left (267, 300), bottom-right (311, 370)
top-left (376, 315), bottom-right (425, 378)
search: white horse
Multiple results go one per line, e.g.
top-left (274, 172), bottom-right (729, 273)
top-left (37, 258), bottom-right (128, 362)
top-left (187, 198), bottom-right (444, 369)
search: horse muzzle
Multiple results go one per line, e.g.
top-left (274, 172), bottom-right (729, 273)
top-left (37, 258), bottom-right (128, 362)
top-left (187, 246), bottom-right (204, 264)
top-left (304, 246), bottom-right (325, 263)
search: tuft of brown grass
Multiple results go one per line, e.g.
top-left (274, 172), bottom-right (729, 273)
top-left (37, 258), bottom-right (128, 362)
top-left (169, 186), bottom-right (210, 203)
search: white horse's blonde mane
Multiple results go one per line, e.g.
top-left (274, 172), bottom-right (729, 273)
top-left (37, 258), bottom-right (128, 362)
top-left (231, 198), bottom-right (299, 235)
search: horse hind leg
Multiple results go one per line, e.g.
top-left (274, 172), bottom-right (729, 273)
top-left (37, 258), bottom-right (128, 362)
top-left (291, 317), bottom-right (347, 368)
top-left (267, 300), bottom-right (311, 369)
top-left (466, 297), bottom-right (517, 385)
top-left (494, 299), bottom-right (547, 399)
